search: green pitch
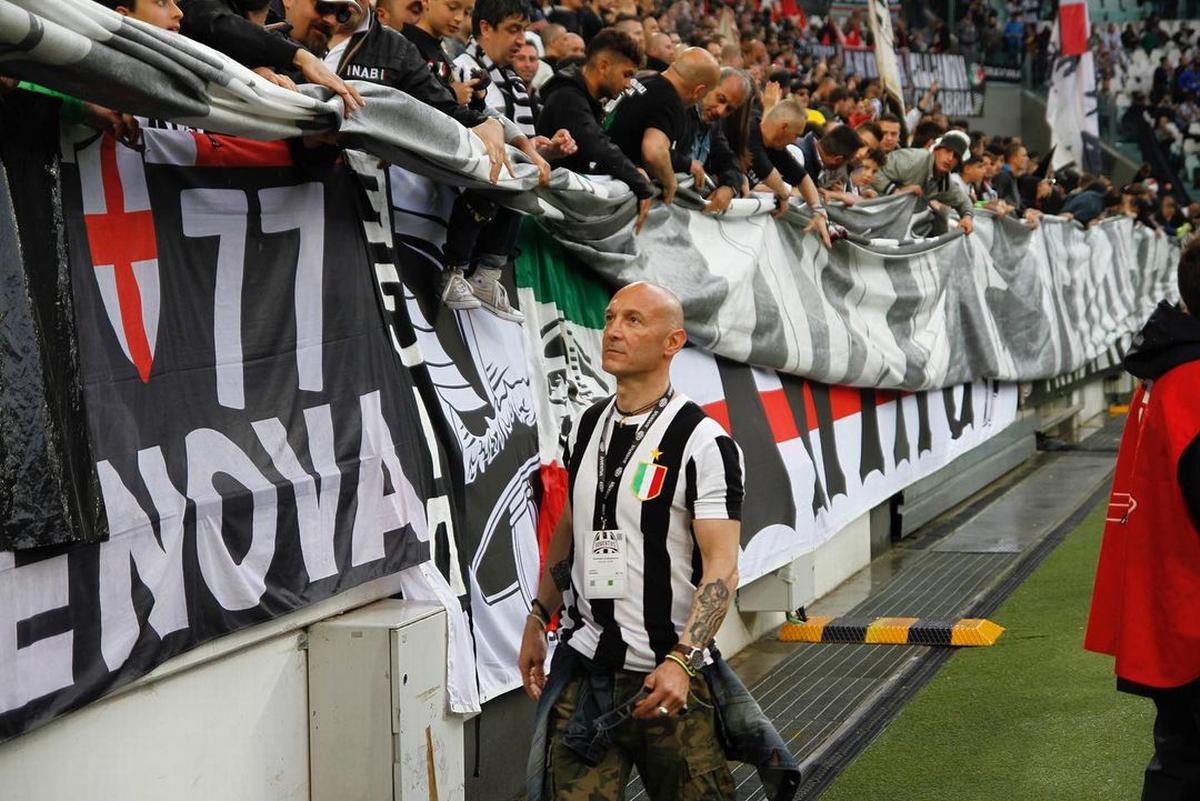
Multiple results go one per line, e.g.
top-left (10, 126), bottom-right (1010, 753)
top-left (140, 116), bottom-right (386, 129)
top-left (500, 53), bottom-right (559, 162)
top-left (822, 504), bottom-right (1153, 801)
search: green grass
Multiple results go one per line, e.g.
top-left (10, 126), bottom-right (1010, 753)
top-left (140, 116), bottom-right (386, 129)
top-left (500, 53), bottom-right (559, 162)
top-left (821, 504), bottom-right (1154, 801)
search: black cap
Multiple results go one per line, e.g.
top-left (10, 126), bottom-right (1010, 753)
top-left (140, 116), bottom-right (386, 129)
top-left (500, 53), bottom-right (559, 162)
top-left (933, 130), bottom-right (971, 164)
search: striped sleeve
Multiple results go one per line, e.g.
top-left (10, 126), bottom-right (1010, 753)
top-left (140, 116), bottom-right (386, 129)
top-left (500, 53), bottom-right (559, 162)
top-left (687, 422), bottom-right (745, 520)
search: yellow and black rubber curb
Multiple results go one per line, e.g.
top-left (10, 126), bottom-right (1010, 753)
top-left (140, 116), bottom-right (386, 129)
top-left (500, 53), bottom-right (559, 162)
top-left (779, 615), bottom-right (1005, 647)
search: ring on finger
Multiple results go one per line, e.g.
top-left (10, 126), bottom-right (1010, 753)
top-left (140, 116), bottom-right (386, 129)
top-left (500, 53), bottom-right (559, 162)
top-left (657, 706), bottom-right (670, 718)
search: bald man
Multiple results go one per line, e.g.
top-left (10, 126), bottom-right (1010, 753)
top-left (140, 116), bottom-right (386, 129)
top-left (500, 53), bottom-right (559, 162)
top-left (607, 47), bottom-right (720, 205)
top-left (738, 99), bottom-right (837, 241)
top-left (549, 31), bottom-right (585, 64)
top-left (645, 31), bottom-right (674, 70)
top-left (520, 281), bottom-right (760, 801)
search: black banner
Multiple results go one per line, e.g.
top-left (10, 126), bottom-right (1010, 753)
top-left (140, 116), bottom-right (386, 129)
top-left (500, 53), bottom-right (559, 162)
top-left (0, 129), bottom-right (441, 742)
top-left (0, 93), bottom-right (104, 551)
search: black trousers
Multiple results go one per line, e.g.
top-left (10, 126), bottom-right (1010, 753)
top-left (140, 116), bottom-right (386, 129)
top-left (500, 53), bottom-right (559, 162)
top-left (1143, 678), bottom-right (1200, 801)
top-left (443, 190), bottom-right (521, 271)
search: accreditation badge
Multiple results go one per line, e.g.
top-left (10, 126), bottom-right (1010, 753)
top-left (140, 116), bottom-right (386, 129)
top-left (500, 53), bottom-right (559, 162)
top-left (584, 529), bottom-right (628, 600)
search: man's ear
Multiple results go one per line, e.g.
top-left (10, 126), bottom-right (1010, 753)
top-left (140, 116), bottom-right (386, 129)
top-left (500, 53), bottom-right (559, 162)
top-left (375, 5), bottom-right (391, 26)
top-left (664, 327), bottom-right (687, 356)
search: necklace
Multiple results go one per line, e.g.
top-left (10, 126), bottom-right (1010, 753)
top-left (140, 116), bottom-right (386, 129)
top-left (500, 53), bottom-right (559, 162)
top-left (614, 387), bottom-right (671, 423)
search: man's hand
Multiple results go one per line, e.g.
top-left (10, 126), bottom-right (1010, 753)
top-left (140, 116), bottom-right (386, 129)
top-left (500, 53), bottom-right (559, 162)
top-left (451, 77), bottom-right (479, 105)
top-left (635, 196), bottom-right (653, 234)
top-left (762, 80), bottom-right (782, 113)
top-left (897, 184), bottom-right (924, 196)
top-left (661, 175), bottom-right (678, 206)
top-left (472, 118), bottom-right (512, 184)
top-left (633, 659), bottom-right (690, 720)
top-left (515, 137), bottom-right (552, 185)
top-left (83, 104), bottom-right (141, 147)
top-left (984, 198), bottom-right (1012, 216)
top-left (252, 66), bottom-right (299, 93)
top-left (805, 213), bottom-right (833, 248)
top-left (960, 215), bottom-right (976, 235)
top-left (534, 128), bottom-right (577, 160)
top-left (517, 616), bottom-right (548, 701)
top-left (702, 186), bottom-right (735, 215)
top-left (293, 48), bottom-right (365, 117)
top-left (689, 160), bottom-right (707, 189)
top-left (772, 189), bottom-right (791, 219)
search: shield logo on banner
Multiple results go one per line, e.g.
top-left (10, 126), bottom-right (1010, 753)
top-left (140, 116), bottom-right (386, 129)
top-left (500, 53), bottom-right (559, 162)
top-left (80, 135), bottom-right (161, 383)
top-left (630, 460), bottom-right (668, 501)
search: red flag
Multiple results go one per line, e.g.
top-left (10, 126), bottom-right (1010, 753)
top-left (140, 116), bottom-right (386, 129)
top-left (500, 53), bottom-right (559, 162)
top-left (1058, 0), bottom-right (1088, 56)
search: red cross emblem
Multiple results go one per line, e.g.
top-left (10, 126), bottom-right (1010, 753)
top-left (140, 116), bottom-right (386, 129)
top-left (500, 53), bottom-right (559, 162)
top-left (82, 135), bottom-right (160, 383)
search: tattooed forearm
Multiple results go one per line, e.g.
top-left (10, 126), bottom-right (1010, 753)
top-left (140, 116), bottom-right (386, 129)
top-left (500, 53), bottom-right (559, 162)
top-left (550, 559), bottom-right (572, 593)
top-left (686, 579), bottom-right (732, 647)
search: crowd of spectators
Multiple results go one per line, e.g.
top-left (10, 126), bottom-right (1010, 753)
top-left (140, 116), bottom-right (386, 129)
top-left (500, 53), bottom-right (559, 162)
top-left (7, 0), bottom-right (1199, 321)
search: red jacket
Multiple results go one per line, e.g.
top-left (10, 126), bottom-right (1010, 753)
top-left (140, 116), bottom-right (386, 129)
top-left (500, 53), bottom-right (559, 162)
top-left (1085, 301), bottom-right (1200, 690)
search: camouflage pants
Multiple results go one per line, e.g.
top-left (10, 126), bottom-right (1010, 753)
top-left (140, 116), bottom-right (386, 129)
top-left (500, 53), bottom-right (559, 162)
top-left (544, 667), bottom-right (735, 801)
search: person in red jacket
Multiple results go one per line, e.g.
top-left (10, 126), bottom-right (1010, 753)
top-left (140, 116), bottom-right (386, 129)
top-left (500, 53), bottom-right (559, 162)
top-left (1085, 238), bottom-right (1200, 801)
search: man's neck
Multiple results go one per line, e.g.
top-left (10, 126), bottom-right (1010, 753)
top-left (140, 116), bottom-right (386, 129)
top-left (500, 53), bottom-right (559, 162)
top-left (416, 19), bottom-right (443, 38)
top-left (581, 64), bottom-right (605, 101)
top-left (478, 38), bottom-right (507, 67)
top-left (614, 372), bottom-right (671, 415)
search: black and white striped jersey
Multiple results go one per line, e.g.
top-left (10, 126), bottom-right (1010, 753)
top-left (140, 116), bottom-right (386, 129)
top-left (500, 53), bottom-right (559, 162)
top-left (454, 41), bottom-right (539, 137)
top-left (558, 392), bottom-right (744, 672)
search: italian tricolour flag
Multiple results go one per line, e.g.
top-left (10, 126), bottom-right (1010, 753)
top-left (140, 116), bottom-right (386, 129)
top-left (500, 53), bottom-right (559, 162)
top-left (515, 220), bottom-right (614, 570)
top-left (630, 460), bottom-right (668, 501)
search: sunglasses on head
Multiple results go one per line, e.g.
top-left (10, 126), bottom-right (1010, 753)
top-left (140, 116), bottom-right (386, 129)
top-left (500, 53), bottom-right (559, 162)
top-left (314, 1), bottom-right (355, 23)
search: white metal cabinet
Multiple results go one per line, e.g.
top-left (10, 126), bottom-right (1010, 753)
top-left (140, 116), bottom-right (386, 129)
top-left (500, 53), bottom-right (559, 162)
top-left (309, 600), bottom-right (464, 801)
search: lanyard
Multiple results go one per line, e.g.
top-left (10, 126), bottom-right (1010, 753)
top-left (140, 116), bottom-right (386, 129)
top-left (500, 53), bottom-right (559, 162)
top-left (595, 388), bottom-right (673, 529)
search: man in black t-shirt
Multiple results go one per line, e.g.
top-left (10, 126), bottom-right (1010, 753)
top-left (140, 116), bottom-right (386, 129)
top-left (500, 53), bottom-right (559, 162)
top-left (605, 47), bottom-right (720, 206)
top-left (538, 29), bottom-right (656, 231)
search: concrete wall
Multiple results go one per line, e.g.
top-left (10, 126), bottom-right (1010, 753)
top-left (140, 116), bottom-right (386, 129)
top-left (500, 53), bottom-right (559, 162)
top-left (0, 572), bottom-right (411, 801)
top-left (0, 631), bottom-right (310, 801)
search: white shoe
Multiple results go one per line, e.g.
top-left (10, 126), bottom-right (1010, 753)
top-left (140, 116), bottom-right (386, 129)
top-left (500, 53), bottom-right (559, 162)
top-left (470, 274), bottom-right (525, 322)
top-left (442, 271), bottom-right (482, 310)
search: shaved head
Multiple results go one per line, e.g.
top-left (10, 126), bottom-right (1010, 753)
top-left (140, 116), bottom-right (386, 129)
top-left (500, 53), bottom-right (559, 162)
top-left (761, 99), bottom-right (809, 148)
top-left (765, 98), bottom-right (807, 128)
top-left (603, 282), bottom-right (687, 380)
top-left (667, 47), bottom-right (720, 100)
top-left (540, 22), bottom-right (566, 46)
top-left (646, 31), bottom-right (673, 63)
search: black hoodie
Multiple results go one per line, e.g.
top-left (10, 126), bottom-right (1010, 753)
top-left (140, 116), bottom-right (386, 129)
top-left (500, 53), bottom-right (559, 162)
top-left (537, 66), bottom-right (654, 200)
top-left (1125, 299), bottom-right (1200, 531)
top-left (1124, 300), bottom-right (1200, 381)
